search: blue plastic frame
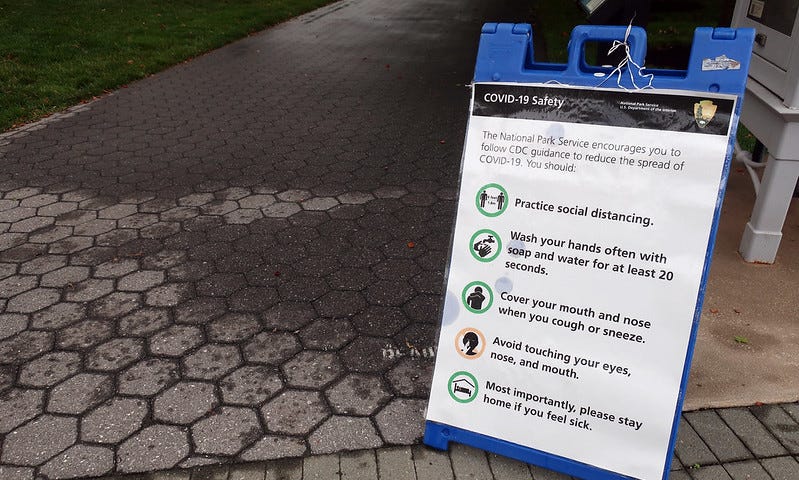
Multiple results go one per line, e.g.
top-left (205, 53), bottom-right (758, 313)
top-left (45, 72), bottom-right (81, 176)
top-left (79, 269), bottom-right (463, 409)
top-left (424, 24), bottom-right (754, 480)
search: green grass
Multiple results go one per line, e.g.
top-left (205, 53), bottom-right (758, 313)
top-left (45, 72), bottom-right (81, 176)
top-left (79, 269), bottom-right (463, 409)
top-left (0, 0), bottom-right (334, 131)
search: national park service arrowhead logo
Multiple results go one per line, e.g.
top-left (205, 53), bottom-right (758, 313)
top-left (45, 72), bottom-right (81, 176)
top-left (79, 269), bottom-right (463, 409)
top-left (694, 100), bottom-right (717, 128)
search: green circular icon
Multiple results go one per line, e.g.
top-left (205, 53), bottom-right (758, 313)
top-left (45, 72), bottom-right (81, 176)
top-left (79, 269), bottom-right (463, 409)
top-left (448, 371), bottom-right (479, 403)
top-left (475, 183), bottom-right (509, 217)
top-left (470, 229), bottom-right (501, 263)
top-left (462, 281), bottom-right (493, 314)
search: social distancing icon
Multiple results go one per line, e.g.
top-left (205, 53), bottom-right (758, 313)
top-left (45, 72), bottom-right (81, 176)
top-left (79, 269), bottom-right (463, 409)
top-left (476, 183), bottom-right (508, 217)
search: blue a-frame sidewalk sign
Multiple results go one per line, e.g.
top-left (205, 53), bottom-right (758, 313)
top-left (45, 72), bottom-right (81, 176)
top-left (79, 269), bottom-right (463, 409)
top-left (424, 24), bottom-right (754, 480)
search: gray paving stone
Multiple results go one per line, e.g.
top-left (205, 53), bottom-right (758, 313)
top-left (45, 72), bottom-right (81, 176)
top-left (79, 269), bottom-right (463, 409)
top-left (0, 366), bottom-right (13, 394)
top-left (261, 390), bottom-right (329, 436)
top-left (94, 258), bottom-right (139, 278)
top-left (201, 200), bottom-right (239, 215)
top-left (63, 278), bottom-right (114, 302)
top-left (141, 221), bottom-right (181, 239)
top-left (412, 445), bottom-right (454, 480)
top-left (326, 374), bottom-right (390, 416)
top-left (0, 414), bottom-right (77, 466)
top-left (687, 464), bottom-right (732, 480)
top-left (81, 397), bottom-right (148, 443)
top-left (220, 365), bottom-right (283, 406)
top-left (282, 351), bottom-right (343, 389)
top-left (751, 405), bottom-right (799, 454)
top-left (229, 464), bottom-right (267, 480)
top-left (90, 291), bottom-right (142, 318)
top-left (375, 447), bottom-right (416, 480)
top-left (0, 466), bottom-right (34, 480)
top-left (119, 270), bottom-right (165, 291)
top-left (150, 470), bottom-right (191, 480)
top-left (18, 351), bottom-right (81, 387)
top-left (783, 403), bottom-right (799, 422)
top-left (0, 275), bottom-right (37, 297)
top-left (675, 417), bottom-right (717, 467)
top-left (149, 325), bottom-right (204, 356)
top-left (6, 287), bottom-right (61, 313)
top-left (154, 381), bottom-right (218, 424)
top-left (118, 308), bottom-right (171, 336)
top-left (97, 203), bottom-right (137, 220)
top-left (668, 471), bottom-right (691, 480)
top-left (39, 444), bottom-right (114, 479)
top-left (244, 332), bottom-right (302, 365)
top-left (73, 218), bottom-right (116, 236)
top-left (191, 406), bottom-right (263, 456)
top-left (685, 410), bottom-right (752, 462)
top-left (239, 436), bottom-right (307, 462)
top-left (0, 313), bottom-right (27, 341)
top-left (762, 456), bottom-right (799, 480)
top-left (487, 452), bottom-right (533, 480)
top-left (48, 372), bottom-right (113, 414)
top-left (27, 225), bottom-right (72, 244)
top-left (0, 389), bottom-right (45, 434)
top-left (87, 338), bottom-right (145, 371)
top-left (261, 302), bottom-right (317, 331)
top-left (57, 319), bottom-right (114, 350)
top-left (146, 282), bottom-right (192, 307)
top-left (718, 407), bottom-right (788, 457)
top-left (0, 330), bottom-right (54, 363)
top-left (386, 358), bottom-right (434, 397)
top-left (0, 206), bottom-right (36, 223)
top-left (308, 416), bottom-right (382, 454)
top-left (303, 453), bottom-right (340, 480)
top-left (183, 344), bottom-right (242, 380)
top-left (30, 302), bottom-right (85, 330)
top-left (299, 319), bottom-right (356, 351)
top-left (450, 443), bottom-right (492, 480)
top-left (264, 458), bottom-right (303, 480)
top-left (340, 336), bottom-right (400, 373)
top-left (142, 249), bottom-right (187, 270)
top-left (118, 358), bottom-right (180, 396)
top-left (239, 194), bottom-right (276, 209)
top-left (375, 398), bottom-right (426, 445)
top-left (10, 216), bottom-right (54, 233)
top-left (529, 465), bottom-right (573, 479)
top-left (263, 202), bottom-right (302, 218)
top-left (176, 456), bottom-right (222, 469)
top-left (174, 297), bottom-right (226, 324)
top-left (225, 209), bottom-right (263, 224)
top-left (722, 460), bottom-right (771, 480)
top-left (191, 465), bottom-right (230, 480)
top-left (207, 313), bottom-right (261, 343)
top-left (117, 425), bottom-right (190, 473)
top-left (48, 235), bottom-right (93, 254)
top-left (340, 450), bottom-right (377, 480)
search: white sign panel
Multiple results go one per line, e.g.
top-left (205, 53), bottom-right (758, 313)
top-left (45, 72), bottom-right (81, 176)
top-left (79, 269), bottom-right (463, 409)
top-left (426, 83), bottom-right (736, 480)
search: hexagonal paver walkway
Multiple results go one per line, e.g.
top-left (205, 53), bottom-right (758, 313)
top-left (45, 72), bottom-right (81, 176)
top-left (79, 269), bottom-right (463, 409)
top-left (0, 0), bottom-right (537, 477)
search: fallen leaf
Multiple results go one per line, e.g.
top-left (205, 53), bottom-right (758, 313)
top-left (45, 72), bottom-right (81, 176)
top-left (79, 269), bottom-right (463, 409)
top-left (127, 59), bottom-right (134, 64)
top-left (407, 241), bottom-right (415, 248)
top-left (734, 335), bottom-right (749, 344)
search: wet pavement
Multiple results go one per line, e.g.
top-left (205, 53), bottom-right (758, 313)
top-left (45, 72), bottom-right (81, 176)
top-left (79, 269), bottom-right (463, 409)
top-left (0, 0), bottom-right (537, 478)
top-left (1, 0), bottom-right (798, 479)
